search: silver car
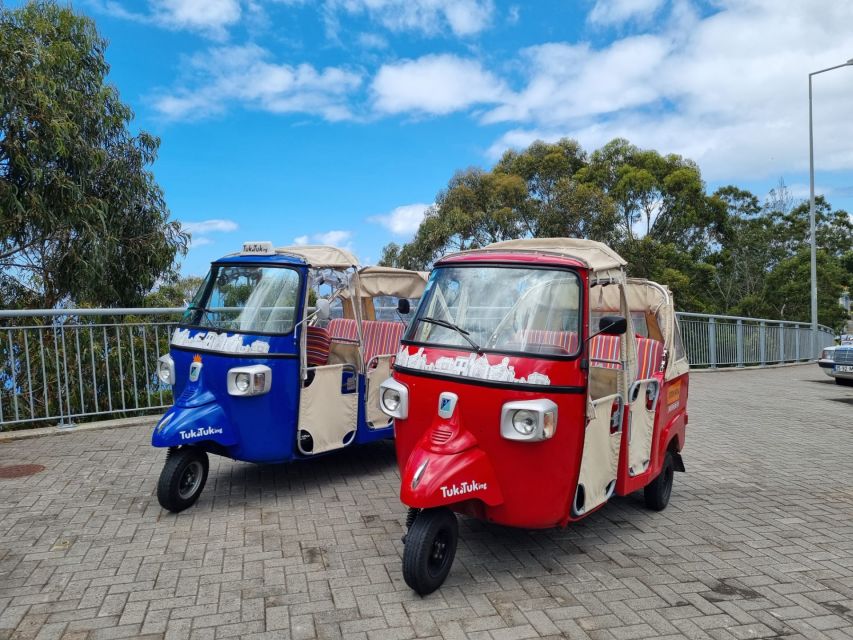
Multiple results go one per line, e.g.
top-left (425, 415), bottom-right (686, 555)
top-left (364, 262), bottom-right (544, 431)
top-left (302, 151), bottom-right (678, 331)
top-left (819, 342), bottom-right (853, 386)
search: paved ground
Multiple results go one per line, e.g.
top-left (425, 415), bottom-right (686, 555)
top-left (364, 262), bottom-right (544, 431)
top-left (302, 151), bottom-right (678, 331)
top-left (1, 365), bottom-right (852, 640)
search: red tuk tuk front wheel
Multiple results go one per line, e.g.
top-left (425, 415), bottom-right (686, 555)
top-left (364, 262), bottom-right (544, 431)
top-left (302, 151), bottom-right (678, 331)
top-left (402, 507), bottom-right (458, 595)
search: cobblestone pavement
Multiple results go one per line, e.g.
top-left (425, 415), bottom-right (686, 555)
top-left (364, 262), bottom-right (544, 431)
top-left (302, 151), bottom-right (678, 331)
top-left (1, 365), bottom-right (852, 640)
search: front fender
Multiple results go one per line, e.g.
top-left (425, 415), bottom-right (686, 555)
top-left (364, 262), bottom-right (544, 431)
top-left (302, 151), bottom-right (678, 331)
top-left (152, 403), bottom-right (239, 448)
top-left (401, 445), bottom-right (504, 509)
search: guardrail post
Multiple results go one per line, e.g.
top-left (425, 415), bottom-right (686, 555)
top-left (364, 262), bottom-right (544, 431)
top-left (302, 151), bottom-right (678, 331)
top-left (736, 319), bottom-right (744, 367)
top-left (708, 317), bottom-right (717, 368)
top-left (759, 321), bottom-right (766, 367)
top-left (779, 323), bottom-right (785, 363)
top-left (795, 327), bottom-right (801, 361)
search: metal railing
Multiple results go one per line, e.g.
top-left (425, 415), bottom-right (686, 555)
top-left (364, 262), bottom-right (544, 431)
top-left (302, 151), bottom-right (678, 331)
top-left (0, 308), bottom-right (183, 430)
top-left (0, 308), bottom-right (840, 430)
top-left (677, 312), bottom-right (836, 368)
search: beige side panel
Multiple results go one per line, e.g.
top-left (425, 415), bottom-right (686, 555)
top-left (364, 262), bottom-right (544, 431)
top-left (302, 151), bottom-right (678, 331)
top-left (298, 364), bottom-right (358, 455)
top-left (366, 356), bottom-right (393, 429)
top-left (576, 394), bottom-right (622, 515)
top-left (628, 379), bottom-right (658, 477)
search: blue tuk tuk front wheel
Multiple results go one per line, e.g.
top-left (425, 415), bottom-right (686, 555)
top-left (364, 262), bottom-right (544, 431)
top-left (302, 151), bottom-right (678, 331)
top-left (157, 447), bottom-right (209, 513)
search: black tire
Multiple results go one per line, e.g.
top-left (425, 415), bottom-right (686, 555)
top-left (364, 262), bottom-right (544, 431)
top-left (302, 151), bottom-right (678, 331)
top-left (644, 450), bottom-right (674, 511)
top-left (835, 377), bottom-right (853, 386)
top-left (157, 447), bottom-right (209, 513)
top-left (402, 507), bottom-right (458, 595)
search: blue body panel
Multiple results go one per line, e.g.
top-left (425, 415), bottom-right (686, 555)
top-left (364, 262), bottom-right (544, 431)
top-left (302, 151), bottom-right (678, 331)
top-left (152, 254), bottom-right (394, 464)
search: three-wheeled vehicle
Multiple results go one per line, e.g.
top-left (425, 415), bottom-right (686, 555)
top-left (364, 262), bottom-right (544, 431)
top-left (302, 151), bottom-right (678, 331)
top-left (378, 238), bottom-right (690, 594)
top-left (153, 242), bottom-right (427, 512)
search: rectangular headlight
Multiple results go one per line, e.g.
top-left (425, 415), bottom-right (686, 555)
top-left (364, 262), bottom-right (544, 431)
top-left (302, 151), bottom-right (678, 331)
top-left (227, 365), bottom-right (272, 396)
top-left (378, 378), bottom-right (408, 419)
top-left (500, 399), bottom-right (558, 442)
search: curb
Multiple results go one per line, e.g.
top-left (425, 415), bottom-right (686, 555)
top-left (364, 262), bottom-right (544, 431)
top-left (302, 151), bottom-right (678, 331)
top-left (0, 415), bottom-right (160, 443)
top-left (690, 361), bottom-right (816, 373)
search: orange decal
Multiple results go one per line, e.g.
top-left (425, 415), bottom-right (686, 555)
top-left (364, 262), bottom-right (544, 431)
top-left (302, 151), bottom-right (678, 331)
top-left (667, 381), bottom-right (681, 405)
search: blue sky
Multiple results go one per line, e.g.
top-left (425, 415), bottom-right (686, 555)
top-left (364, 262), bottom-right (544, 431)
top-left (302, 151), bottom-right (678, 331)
top-left (14, 0), bottom-right (853, 275)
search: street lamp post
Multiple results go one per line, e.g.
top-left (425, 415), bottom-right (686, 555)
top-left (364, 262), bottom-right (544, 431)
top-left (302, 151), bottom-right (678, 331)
top-left (808, 58), bottom-right (853, 356)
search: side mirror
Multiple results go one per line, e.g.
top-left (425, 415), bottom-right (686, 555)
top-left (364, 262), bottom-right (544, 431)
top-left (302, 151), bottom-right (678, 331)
top-left (397, 299), bottom-right (411, 315)
top-left (315, 299), bottom-right (331, 321)
top-left (599, 315), bottom-right (627, 335)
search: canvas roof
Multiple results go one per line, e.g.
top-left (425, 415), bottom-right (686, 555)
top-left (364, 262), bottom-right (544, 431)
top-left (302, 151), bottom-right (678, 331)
top-left (275, 245), bottom-right (359, 269)
top-left (471, 238), bottom-right (627, 273)
top-left (354, 266), bottom-right (428, 299)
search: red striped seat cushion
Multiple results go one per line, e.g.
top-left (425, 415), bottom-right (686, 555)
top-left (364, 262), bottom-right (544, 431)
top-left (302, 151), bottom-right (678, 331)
top-left (362, 320), bottom-right (405, 366)
top-left (590, 334), bottom-right (622, 369)
top-left (306, 326), bottom-right (331, 367)
top-left (328, 318), bottom-right (359, 342)
top-left (635, 336), bottom-right (664, 379)
top-left (517, 329), bottom-right (579, 353)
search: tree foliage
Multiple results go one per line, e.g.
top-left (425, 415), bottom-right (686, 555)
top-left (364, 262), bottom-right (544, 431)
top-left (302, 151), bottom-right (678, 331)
top-left (380, 138), bottom-right (852, 330)
top-left (0, 1), bottom-right (187, 309)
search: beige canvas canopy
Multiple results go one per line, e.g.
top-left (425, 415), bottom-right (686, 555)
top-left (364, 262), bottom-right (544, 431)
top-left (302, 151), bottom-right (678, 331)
top-left (592, 277), bottom-right (689, 381)
top-left (275, 245), bottom-right (359, 269)
top-left (350, 267), bottom-right (428, 300)
top-left (471, 238), bottom-right (627, 274)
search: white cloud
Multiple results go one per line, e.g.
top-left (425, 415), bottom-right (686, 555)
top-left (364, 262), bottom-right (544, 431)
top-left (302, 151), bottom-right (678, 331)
top-left (152, 44), bottom-right (362, 121)
top-left (183, 219), bottom-right (239, 234)
top-left (588, 0), bottom-right (665, 27)
top-left (369, 203), bottom-right (432, 235)
top-left (482, 0), bottom-right (853, 181)
top-left (90, 0), bottom-right (241, 39)
top-left (483, 36), bottom-right (670, 126)
top-left (356, 32), bottom-right (388, 49)
top-left (183, 218), bottom-right (239, 249)
top-left (150, 0), bottom-right (241, 38)
top-left (373, 54), bottom-right (506, 115)
top-left (324, 0), bottom-right (494, 37)
top-left (293, 230), bottom-right (353, 247)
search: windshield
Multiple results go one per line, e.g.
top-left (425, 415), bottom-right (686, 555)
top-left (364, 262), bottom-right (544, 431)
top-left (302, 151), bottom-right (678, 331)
top-left (182, 264), bottom-right (301, 334)
top-left (409, 265), bottom-right (581, 356)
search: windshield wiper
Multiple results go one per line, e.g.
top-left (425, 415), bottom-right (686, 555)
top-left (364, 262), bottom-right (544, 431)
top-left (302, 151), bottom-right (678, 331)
top-left (418, 316), bottom-right (482, 353)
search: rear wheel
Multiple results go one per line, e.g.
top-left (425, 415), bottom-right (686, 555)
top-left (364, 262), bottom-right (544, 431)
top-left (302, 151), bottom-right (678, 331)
top-left (157, 447), bottom-right (209, 513)
top-left (644, 451), bottom-right (674, 511)
top-left (402, 508), bottom-right (458, 595)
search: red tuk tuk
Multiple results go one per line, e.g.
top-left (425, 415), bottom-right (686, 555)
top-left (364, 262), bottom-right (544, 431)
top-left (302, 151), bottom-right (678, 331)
top-left (378, 239), bottom-right (690, 594)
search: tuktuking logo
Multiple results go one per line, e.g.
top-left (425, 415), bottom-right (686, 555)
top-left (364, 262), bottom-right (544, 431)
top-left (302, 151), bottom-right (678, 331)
top-left (179, 426), bottom-right (223, 441)
top-left (189, 354), bottom-right (202, 382)
top-left (439, 480), bottom-right (487, 499)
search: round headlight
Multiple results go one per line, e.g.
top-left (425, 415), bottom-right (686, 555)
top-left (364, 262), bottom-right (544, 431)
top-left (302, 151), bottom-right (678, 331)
top-left (235, 372), bottom-right (251, 392)
top-left (382, 388), bottom-right (401, 412)
top-left (511, 410), bottom-right (537, 436)
top-left (157, 361), bottom-right (171, 384)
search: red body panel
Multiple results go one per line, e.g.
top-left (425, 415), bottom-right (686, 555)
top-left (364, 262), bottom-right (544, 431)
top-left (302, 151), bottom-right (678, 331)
top-left (394, 360), bottom-right (587, 528)
top-left (615, 372), bottom-right (689, 497)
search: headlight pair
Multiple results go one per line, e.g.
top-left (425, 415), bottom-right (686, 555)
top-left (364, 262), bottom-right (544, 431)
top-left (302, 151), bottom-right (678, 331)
top-left (227, 365), bottom-right (272, 396)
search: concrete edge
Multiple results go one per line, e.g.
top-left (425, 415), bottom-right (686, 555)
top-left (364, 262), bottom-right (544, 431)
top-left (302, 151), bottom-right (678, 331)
top-left (0, 415), bottom-right (160, 443)
top-left (690, 360), bottom-right (817, 373)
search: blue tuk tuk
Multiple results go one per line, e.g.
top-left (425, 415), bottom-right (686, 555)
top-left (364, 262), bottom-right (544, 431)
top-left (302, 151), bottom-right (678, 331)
top-left (152, 242), bottom-right (426, 512)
